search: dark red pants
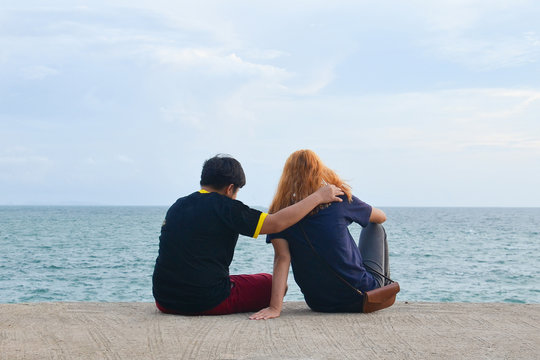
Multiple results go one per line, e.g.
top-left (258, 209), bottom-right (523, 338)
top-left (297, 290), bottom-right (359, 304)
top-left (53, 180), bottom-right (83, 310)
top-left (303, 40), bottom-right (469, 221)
top-left (156, 273), bottom-right (272, 315)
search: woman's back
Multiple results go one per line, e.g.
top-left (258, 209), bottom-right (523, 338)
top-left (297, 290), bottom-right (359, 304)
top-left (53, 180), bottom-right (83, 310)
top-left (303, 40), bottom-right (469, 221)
top-left (267, 195), bottom-right (379, 312)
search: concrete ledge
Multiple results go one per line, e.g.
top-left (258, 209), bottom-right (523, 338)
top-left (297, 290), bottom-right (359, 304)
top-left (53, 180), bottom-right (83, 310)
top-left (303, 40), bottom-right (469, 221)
top-left (1, 302), bottom-right (539, 359)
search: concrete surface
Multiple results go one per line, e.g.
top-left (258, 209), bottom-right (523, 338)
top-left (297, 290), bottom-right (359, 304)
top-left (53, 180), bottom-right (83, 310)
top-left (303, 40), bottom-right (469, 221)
top-left (1, 302), bottom-right (539, 359)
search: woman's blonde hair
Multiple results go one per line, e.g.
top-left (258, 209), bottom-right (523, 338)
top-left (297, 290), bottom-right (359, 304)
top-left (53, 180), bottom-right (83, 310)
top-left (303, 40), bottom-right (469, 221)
top-left (268, 149), bottom-right (352, 214)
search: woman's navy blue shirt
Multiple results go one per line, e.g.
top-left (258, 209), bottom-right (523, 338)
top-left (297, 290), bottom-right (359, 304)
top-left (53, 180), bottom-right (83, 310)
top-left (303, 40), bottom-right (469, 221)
top-left (266, 195), bottom-right (379, 312)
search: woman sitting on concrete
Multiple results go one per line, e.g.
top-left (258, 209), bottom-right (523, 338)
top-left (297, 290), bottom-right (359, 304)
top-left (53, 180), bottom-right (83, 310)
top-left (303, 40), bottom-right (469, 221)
top-left (250, 149), bottom-right (389, 319)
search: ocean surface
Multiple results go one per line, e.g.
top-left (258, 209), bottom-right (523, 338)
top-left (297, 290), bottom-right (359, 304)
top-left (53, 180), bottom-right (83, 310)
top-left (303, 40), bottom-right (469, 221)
top-left (1, 206), bottom-right (539, 304)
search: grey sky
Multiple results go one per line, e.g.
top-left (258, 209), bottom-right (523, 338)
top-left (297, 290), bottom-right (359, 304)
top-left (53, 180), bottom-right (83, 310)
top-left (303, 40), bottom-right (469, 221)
top-left (1, 1), bottom-right (539, 206)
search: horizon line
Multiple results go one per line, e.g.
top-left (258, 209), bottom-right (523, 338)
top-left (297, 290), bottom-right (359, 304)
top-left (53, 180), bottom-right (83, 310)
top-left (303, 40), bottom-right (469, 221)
top-left (1, 204), bottom-right (539, 209)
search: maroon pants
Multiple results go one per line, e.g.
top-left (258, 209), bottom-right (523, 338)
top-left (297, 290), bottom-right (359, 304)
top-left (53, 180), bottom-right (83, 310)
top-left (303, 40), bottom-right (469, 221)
top-left (156, 273), bottom-right (272, 315)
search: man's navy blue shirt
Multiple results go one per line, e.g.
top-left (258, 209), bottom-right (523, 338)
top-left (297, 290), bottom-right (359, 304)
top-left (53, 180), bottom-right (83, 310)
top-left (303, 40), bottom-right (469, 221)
top-left (153, 190), bottom-right (266, 313)
top-left (266, 195), bottom-right (379, 312)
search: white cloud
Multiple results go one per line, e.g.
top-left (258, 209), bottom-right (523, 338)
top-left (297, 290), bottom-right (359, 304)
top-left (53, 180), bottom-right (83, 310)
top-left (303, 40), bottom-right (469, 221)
top-left (431, 32), bottom-right (540, 70)
top-left (0, 150), bottom-right (52, 182)
top-left (0, 155), bottom-right (49, 165)
top-left (21, 65), bottom-right (59, 80)
top-left (286, 62), bottom-right (337, 95)
top-left (405, 0), bottom-right (540, 70)
top-left (472, 89), bottom-right (540, 120)
top-left (2, 1), bottom-right (540, 206)
top-left (243, 48), bottom-right (289, 61)
top-left (116, 155), bottom-right (135, 164)
top-left (86, 157), bottom-right (97, 165)
top-left (411, 0), bottom-right (497, 32)
top-left (159, 105), bottom-right (205, 129)
top-left (235, 87), bottom-right (540, 158)
top-left (152, 46), bottom-right (290, 79)
top-left (459, 133), bottom-right (540, 150)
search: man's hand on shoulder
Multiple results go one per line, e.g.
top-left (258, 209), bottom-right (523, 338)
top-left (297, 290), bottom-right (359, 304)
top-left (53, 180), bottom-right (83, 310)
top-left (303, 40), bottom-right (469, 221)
top-left (314, 184), bottom-right (344, 204)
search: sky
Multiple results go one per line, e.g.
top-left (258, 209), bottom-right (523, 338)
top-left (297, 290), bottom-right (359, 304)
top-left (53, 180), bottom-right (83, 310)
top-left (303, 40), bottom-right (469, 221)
top-left (1, 0), bottom-right (539, 207)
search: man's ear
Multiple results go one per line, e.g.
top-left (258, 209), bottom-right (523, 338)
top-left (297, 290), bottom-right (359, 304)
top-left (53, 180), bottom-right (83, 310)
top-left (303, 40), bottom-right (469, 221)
top-left (225, 184), bottom-right (236, 197)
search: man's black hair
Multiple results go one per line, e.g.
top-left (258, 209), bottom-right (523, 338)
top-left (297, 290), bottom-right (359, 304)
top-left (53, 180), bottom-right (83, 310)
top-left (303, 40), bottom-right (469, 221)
top-left (200, 154), bottom-right (246, 190)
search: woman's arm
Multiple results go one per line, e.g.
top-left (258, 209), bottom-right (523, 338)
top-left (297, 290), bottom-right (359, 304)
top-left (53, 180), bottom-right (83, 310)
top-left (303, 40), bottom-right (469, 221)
top-left (249, 238), bottom-right (291, 320)
top-left (260, 185), bottom-right (344, 234)
top-left (369, 207), bottom-right (387, 224)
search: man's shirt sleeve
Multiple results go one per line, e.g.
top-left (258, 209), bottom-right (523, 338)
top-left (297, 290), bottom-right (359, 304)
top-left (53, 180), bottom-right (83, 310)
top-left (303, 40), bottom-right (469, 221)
top-left (252, 212), bottom-right (268, 239)
top-left (217, 197), bottom-right (268, 238)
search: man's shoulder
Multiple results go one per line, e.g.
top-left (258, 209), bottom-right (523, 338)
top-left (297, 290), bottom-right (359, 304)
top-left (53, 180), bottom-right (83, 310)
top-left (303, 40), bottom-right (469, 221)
top-left (171, 191), bottom-right (254, 213)
top-left (176, 190), bottom-right (220, 201)
top-left (170, 191), bottom-right (199, 205)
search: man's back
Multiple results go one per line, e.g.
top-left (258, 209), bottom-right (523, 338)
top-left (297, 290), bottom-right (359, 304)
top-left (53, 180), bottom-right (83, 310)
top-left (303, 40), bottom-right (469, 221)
top-left (152, 190), bottom-right (263, 313)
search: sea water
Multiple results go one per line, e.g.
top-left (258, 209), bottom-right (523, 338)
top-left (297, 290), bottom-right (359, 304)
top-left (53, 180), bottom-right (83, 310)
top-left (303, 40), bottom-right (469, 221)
top-left (0, 206), bottom-right (539, 304)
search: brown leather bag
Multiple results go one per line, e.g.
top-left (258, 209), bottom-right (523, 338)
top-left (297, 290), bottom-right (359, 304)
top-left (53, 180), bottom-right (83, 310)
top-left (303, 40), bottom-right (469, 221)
top-left (362, 281), bottom-right (400, 313)
top-left (300, 225), bottom-right (400, 313)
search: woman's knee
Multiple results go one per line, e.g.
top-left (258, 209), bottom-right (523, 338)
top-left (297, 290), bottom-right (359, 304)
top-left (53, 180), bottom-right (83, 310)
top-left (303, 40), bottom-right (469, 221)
top-left (361, 223), bottom-right (386, 240)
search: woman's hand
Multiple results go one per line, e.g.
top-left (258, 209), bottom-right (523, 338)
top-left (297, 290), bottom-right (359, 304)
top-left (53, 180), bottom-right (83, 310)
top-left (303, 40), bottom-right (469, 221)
top-left (249, 306), bottom-right (282, 320)
top-left (315, 184), bottom-right (344, 204)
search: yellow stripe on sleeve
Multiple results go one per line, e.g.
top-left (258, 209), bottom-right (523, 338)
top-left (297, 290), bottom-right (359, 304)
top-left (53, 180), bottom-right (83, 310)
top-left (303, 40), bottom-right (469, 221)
top-left (253, 212), bottom-right (268, 239)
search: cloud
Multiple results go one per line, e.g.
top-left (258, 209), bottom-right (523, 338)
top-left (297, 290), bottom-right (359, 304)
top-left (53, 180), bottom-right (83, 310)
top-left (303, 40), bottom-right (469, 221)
top-left (232, 87), bottom-right (540, 159)
top-left (0, 155), bottom-right (49, 165)
top-left (86, 157), bottom-right (97, 165)
top-left (404, 0), bottom-right (540, 70)
top-left (285, 62), bottom-right (337, 96)
top-left (471, 89), bottom-right (540, 120)
top-left (0, 150), bottom-right (52, 182)
top-left (1, 0), bottom-right (539, 206)
top-left (430, 32), bottom-right (540, 70)
top-left (242, 48), bottom-right (289, 60)
top-left (115, 155), bottom-right (135, 164)
top-left (159, 105), bottom-right (205, 129)
top-left (385, 89), bottom-right (540, 153)
top-left (152, 46), bottom-right (290, 79)
top-left (459, 133), bottom-right (540, 151)
top-left (21, 65), bottom-right (59, 80)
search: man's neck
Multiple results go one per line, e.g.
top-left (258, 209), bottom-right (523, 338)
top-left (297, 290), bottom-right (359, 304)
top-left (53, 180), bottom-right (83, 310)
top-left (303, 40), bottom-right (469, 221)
top-left (201, 186), bottom-right (225, 195)
top-left (201, 185), bottom-right (237, 199)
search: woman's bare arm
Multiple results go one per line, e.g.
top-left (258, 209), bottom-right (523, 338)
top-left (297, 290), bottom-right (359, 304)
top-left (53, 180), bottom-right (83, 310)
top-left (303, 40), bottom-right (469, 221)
top-left (369, 207), bottom-right (387, 223)
top-left (249, 238), bottom-right (291, 320)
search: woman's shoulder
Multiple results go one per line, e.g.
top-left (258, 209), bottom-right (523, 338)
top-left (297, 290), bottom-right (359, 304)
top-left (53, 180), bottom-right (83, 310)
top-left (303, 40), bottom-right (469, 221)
top-left (349, 194), bottom-right (371, 208)
top-left (314, 194), bottom-right (372, 221)
top-left (324, 194), bottom-right (366, 210)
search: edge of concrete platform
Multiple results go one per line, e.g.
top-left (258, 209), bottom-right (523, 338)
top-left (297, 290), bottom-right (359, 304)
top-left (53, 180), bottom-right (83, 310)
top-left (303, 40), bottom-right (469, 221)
top-left (1, 302), bottom-right (539, 359)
